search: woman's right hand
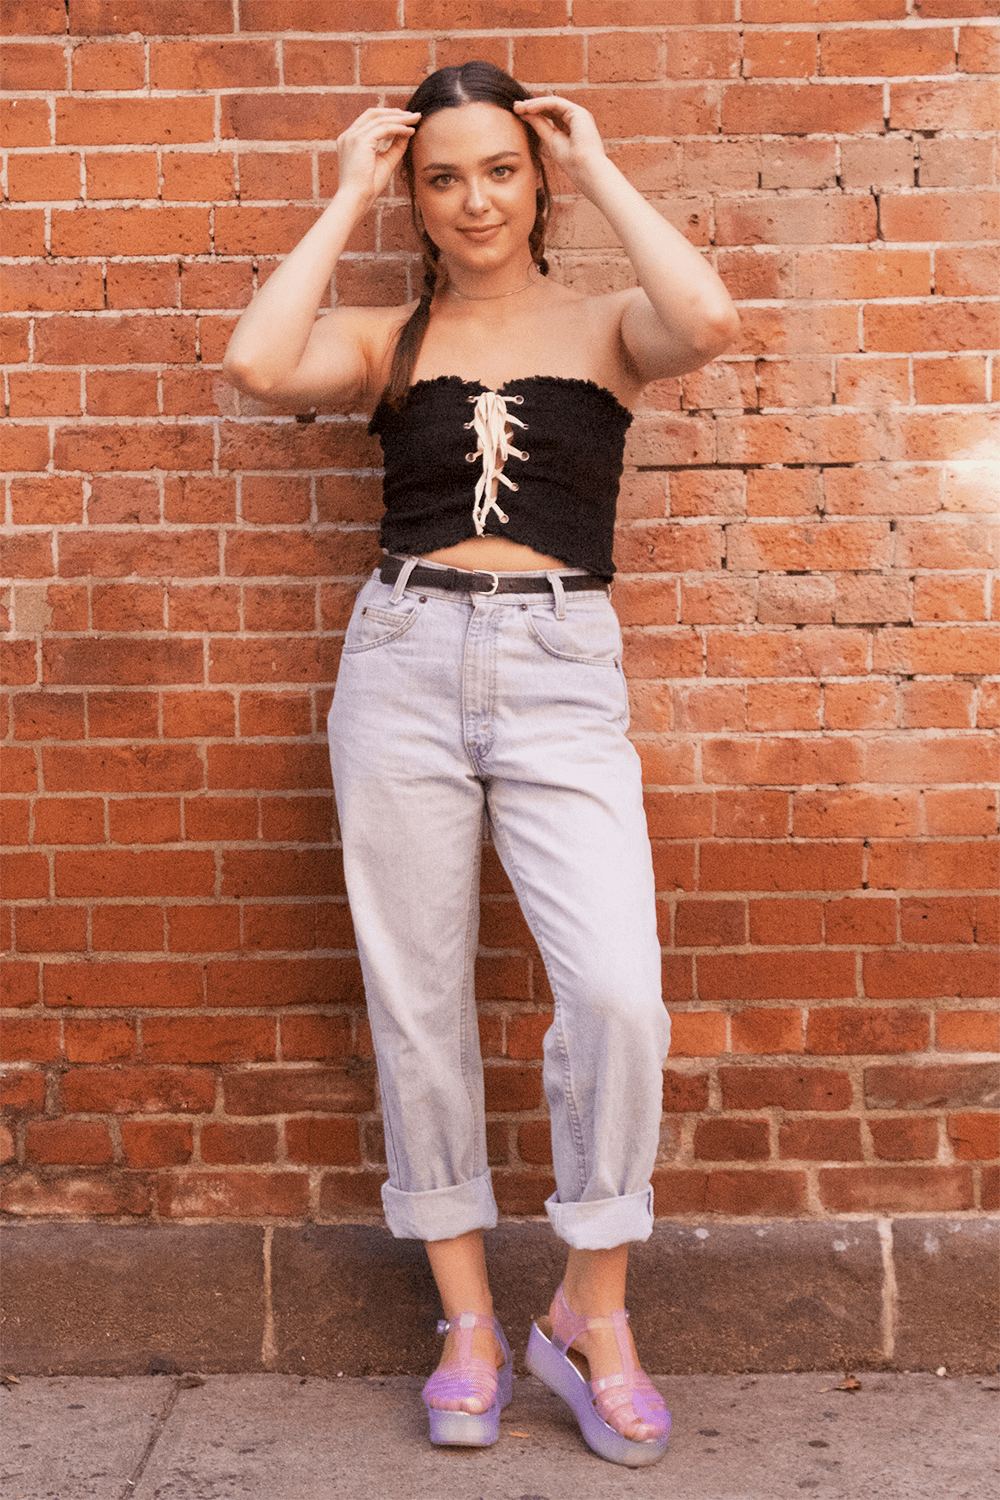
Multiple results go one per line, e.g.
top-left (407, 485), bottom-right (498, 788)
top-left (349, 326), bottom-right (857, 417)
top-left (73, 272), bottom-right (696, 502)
top-left (224, 107), bottom-right (419, 407)
top-left (335, 107), bottom-right (421, 203)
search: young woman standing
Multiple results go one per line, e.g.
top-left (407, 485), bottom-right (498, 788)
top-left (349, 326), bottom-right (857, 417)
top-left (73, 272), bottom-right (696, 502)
top-left (225, 61), bottom-right (739, 1468)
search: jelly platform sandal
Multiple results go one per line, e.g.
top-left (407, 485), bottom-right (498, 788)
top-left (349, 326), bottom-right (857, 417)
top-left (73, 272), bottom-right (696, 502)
top-left (526, 1284), bottom-right (670, 1467)
top-left (422, 1311), bottom-right (513, 1447)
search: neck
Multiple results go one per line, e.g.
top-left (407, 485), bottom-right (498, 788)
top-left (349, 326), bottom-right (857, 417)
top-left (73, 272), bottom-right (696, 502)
top-left (444, 262), bottom-right (540, 304)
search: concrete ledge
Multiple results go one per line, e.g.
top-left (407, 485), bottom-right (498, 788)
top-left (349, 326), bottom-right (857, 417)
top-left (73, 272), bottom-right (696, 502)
top-left (1, 1223), bottom-right (266, 1376)
top-left (2, 1218), bottom-right (997, 1377)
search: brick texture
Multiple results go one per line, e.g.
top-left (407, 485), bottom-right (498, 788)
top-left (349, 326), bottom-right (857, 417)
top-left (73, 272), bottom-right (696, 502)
top-left (2, 2), bottom-right (997, 1227)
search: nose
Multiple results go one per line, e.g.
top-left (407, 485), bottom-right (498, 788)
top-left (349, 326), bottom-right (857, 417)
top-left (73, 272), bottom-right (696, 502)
top-left (463, 175), bottom-right (489, 214)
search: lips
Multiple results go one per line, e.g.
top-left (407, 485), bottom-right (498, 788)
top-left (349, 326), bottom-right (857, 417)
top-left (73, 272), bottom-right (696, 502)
top-left (459, 223), bottom-right (504, 240)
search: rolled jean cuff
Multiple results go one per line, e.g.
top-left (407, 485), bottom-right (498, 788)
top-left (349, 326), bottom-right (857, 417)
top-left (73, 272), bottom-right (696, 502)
top-left (544, 1185), bottom-right (655, 1250)
top-left (381, 1171), bottom-right (498, 1242)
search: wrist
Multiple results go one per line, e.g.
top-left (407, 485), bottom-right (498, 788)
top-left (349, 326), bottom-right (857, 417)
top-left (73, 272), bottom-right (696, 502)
top-left (569, 150), bottom-right (619, 199)
top-left (329, 179), bottom-right (377, 219)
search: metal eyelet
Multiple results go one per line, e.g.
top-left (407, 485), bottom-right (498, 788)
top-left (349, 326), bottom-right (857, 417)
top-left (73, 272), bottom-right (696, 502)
top-left (467, 394), bottom-right (478, 403)
top-left (511, 394), bottom-right (524, 404)
top-left (463, 420), bottom-right (474, 429)
top-left (508, 482), bottom-right (519, 491)
top-left (519, 452), bottom-right (529, 461)
top-left (466, 452), bottom-right (478, 462)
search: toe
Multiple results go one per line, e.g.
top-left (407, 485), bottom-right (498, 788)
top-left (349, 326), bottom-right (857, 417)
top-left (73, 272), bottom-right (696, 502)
top-left (624, 1416), bottom-right (662, 1443)
top-left (429, 1394), bottom-right (486, 1413)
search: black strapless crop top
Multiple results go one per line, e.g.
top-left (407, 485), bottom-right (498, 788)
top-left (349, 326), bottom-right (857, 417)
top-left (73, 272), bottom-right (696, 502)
top-left (368, 375), bottom-right (633, 579)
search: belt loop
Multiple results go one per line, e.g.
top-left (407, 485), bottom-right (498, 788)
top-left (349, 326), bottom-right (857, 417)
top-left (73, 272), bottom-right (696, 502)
top-left (389, 555), bottom-right (420, 603)
top-left (546, 571), bottom-right (567, 620)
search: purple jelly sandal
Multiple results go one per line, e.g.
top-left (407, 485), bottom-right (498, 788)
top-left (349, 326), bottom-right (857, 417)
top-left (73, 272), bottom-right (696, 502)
top-left (421, 1311), bottom-right (513, 1447)
top-left (526, 1284), bottom-right (671, 1467)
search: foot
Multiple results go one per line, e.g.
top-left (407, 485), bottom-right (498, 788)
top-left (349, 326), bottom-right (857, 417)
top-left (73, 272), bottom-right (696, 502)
top-left (545, 1289), bottom-right (667, 1443)
top-left (426, 1314), bottom-right (506, 1416)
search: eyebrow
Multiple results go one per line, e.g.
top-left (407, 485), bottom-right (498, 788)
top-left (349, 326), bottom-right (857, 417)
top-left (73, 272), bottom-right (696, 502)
top-left (419, 150), bottom-right (523, 173)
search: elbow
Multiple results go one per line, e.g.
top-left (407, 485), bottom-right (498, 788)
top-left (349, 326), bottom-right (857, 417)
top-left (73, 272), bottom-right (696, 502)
top-left (222, 353), bottom-right (273, 400)
top-left (698, 303), bottom-right (741, 363)
top-left (721, 303), bottom-right (742, 348)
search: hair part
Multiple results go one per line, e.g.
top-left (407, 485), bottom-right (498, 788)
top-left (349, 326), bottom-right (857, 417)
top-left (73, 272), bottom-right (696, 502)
top-left (381, 62), bottom-right (551, 410)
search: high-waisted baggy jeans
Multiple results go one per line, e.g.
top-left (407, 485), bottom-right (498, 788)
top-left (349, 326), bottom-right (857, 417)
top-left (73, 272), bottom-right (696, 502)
top-left (327, 560), bottom-right (671, 1251)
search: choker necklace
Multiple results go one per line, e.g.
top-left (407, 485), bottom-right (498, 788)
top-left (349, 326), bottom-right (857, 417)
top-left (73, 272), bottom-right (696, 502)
top-left (448, 270), bottom-right (538, 303)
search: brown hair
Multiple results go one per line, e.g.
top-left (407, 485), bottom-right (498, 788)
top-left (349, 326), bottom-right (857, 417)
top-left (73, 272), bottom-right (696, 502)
top-left (381, 61), bottom-right (552, 409)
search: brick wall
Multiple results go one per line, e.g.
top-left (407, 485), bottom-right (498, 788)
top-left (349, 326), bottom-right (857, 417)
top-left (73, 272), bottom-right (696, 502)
top-left (2, 0), bottom-right (998, 1234)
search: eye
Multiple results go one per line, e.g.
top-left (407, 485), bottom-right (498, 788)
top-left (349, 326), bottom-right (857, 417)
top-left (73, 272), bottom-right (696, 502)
top-left (429, 173), bottom-right (454, 189)
top-left (491, 165), bottom-right (514, 180)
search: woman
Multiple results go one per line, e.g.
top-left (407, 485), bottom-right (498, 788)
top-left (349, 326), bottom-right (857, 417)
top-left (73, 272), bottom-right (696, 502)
top-left (225, 61), bottom-right (738, 1467)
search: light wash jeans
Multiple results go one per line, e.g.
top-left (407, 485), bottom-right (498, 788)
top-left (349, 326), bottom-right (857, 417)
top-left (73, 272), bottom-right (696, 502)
top-left (327, 559), bottom-right (671, 1251)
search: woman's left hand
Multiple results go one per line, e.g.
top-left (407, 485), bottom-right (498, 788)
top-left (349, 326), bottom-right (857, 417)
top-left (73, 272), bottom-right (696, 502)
top-left (513, 95), bottom-right (607, 185)
top-left (520, 95), bottom-right (739, 386)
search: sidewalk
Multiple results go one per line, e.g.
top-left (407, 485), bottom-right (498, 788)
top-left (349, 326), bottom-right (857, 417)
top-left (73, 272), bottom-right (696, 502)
top-left (2, 1370), bottom-right (996, 1500)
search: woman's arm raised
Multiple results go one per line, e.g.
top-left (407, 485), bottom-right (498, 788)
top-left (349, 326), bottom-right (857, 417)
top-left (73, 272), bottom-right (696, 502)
top-left (222, 107), bottom-right (420, 409)
top-left (514, 96), bottom-right (740, 385)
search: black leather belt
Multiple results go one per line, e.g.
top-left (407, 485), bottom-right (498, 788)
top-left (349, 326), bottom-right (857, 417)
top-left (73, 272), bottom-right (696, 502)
top-left (379, 556), bottom-right (609, 596)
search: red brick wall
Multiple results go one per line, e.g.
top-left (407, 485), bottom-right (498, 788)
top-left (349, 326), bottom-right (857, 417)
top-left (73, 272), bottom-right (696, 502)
top-left (2, 1), bottom-right (998, 1228)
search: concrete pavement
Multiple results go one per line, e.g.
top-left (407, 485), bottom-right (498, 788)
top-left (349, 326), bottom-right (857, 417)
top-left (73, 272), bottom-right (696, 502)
top-left (2, 1369), bottom-right (997, 1500)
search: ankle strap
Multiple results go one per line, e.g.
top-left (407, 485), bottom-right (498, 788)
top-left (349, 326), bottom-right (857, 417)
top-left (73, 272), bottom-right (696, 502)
top-left (436, 1311), bottom-right (497, 1336)
top-left (550, 1284), bottom-right (630, 1354)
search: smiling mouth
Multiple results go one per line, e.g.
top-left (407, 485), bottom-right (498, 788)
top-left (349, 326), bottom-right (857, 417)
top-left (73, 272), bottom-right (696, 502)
top-left (460, 223), bottom-right (504, 237)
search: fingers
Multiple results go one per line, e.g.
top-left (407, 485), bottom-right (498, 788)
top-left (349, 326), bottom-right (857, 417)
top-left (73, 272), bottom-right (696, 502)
top-left (514, 95), bottom-right (574, 113)
top-left (514, 95), bottom-right (579, 134)
top-left (333, 107), bottom-right (420, 200)
top-left (514, 97), bottom-right (606, 183)
top-left (514, 96), bottom-right (605, 166)
top-left (374, 128), bottom-right (415, 165)
top-left (350, 106), bottom-right (422, 129)
top-left (373, 108), bottom-right (422, 154)
top-left (337, 107), bottom-right (421, 155)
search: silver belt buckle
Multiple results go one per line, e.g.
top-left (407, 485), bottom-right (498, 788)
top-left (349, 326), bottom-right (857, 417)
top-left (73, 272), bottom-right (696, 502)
top-left (473, 570), bottom-right (500, 596)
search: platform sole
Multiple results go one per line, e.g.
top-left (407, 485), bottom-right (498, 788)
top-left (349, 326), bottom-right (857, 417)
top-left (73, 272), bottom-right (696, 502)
top-left (427, 1403), bottom-right (501, 1446)
top-left (526, 1322), bottom-right (670, 1468)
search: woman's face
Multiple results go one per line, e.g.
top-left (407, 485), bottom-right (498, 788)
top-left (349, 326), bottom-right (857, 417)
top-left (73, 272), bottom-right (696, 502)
top-left (410, 102), bottom-right (541, 275)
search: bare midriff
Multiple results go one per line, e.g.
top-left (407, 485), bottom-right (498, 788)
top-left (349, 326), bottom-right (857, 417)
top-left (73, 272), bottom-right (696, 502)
top-left (422, 536), bottom-right (569, 572)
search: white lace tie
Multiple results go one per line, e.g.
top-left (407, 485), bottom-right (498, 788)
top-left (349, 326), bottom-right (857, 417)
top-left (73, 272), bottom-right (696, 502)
top-left (464, 391), bottom-right (528, 535)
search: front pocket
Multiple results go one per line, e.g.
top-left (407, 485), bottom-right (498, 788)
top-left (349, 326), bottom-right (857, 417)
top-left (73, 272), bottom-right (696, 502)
top-left (342, 601), bottom-right (421, 654)
top-left (524, 603), bottom-right (622, 666)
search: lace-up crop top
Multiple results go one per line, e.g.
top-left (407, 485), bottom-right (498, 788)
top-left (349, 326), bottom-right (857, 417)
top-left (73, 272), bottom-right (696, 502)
top-left (368, 375), bottom-right (633, 580)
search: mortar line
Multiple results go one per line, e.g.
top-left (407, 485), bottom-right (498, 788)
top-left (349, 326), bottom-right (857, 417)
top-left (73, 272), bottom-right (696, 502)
top-left (878, 1216), bottom-right (898, 1364)
top-left (262, 1223), bottom-right (277, 1369)
top-left (117, 1377), bottom-right (181, 1500)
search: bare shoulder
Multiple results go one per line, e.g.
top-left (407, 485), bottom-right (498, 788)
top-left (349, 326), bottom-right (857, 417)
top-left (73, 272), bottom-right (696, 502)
top-left (528, 279), bottom-right (633, 348)
top-left (537, 282), bottom-right (646, 403)
top-left (576, 284), bottom-right (645, 338)
top-left (574, 285), bottom-right (688, 396)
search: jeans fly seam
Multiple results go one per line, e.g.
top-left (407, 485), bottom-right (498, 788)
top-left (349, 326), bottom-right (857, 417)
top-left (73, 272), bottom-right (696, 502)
top-left (460, 602), bottom-right (484, 773)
